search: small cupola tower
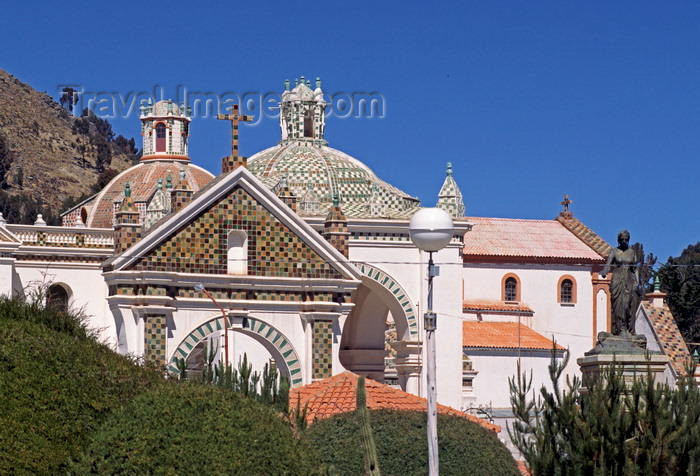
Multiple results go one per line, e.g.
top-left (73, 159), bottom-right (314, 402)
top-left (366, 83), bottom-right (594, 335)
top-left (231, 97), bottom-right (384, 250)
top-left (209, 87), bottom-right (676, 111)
top-left (140, 99), bottom-right (192, 161)
top-left (279, 76), bottom-right (327, 146)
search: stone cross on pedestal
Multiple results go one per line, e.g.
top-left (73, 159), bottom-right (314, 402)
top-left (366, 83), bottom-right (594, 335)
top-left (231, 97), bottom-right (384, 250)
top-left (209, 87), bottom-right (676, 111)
top-left (560, 194), bottom-right (573, 219)
top-left (217, 104), bottom-right (253, 172)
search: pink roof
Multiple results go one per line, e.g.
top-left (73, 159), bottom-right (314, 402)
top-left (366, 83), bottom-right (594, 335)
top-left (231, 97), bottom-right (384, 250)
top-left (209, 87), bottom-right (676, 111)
top-left (463, 217), bottom-right (605, 260)
top-left (463, 321), bottom-right (564, 351)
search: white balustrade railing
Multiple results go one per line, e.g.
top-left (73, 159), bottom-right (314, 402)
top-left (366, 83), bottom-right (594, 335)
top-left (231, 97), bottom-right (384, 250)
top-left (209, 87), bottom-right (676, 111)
top-left (6, 225), bottom-right (114, 248)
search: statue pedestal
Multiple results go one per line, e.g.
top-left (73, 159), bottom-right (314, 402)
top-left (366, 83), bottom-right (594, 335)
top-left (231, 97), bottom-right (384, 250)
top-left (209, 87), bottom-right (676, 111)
top-left (577, 353), bottom-right (669, 394)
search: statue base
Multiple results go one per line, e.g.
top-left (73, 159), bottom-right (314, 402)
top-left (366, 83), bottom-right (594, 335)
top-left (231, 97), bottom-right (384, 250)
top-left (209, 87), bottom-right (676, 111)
top-left (577, 331), bottom-right (669, 394)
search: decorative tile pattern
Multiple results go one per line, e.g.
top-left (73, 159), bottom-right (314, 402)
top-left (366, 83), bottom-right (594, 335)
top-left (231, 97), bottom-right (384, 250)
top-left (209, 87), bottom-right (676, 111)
top-left (168, 316), bottom-right (303, 387)
top-left (247, 143), bottom-right (421, 219)
top-left (436, 163), bottom-right (466, 218)
top-left (145, 314), bottom-right (167, 364)
top-left (355, 263), bottom-right (418, 340)
top-left (641, 301), bottom-right (692, 377)
top-left (312, 319), bottom-right (333, 379)
top-left (129, 187), bottom-right (343, 279)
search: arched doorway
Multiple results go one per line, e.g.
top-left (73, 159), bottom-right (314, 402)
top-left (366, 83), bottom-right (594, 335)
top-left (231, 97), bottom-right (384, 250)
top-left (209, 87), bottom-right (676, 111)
top-left (169, 315), bottom-right (303, 387)
top-left (47, 283), bottom-right (70, 312)
top-left (340, 264), bottom-right (420, 386)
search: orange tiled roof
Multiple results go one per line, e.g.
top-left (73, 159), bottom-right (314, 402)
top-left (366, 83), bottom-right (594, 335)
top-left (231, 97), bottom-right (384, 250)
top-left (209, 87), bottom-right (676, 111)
top-left (641, 301), bottom-right (692, 377)
top-left (463, 321), bottom-right (564, 351)
top-left (556, 215), bottom-right (612, 258)
top-left (463, 300), bottom-right (534, 314)
top-left (289, 371), bottom-right (500, 433)
top-left (464, 217), bottom-right (606, 261)
top-left (87, 161), bottom-right (214, 228)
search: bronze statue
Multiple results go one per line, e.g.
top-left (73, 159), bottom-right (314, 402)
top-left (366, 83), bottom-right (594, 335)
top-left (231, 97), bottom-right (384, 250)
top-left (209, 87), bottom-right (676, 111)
top-left (601, 230), bottom-right (642, 335)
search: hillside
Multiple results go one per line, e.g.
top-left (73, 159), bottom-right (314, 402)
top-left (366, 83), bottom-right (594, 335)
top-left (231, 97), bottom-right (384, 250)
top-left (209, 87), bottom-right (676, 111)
top-left (0, 69), bottom-right (137, 221)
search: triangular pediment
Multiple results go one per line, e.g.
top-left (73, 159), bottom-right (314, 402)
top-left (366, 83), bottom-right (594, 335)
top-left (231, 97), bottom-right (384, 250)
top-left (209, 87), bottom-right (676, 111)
top-left (106, 167), bottom-right (361, 281)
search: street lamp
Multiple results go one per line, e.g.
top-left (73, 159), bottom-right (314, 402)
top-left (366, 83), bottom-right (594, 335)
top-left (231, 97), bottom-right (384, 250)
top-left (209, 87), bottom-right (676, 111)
top-left (409, 207), bottom-right (454, 476)
top-left (194, 284), bottom-right (230, 367)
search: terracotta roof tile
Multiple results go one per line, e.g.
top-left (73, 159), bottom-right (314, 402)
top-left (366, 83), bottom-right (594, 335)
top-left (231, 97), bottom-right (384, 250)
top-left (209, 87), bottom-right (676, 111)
top-left (555, 215), bottom-right (612, 258)
top-left (641, 301), bottom-right (692, 377)
top-left (289, 371), bottom-right (500, 433)
top-left (463, 300), bottom-right (534, 314)
top-left (464, 217), bottom-right (605, 261)
top-left (463, 321), bottom-right (564, 351)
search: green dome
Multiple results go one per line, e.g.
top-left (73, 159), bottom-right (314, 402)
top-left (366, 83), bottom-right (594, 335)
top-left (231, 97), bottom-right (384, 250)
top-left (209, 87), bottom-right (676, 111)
top-left (247, 143), bottom-right (420, 218)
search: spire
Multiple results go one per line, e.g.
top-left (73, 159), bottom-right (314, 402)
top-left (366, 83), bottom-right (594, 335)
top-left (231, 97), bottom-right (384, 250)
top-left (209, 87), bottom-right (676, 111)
top-left (144, 178), bottom-right (172, 230)
top-left (324, 193), bottom-right (349, 257)
top-left (436, 162), bottom-right (465, 218)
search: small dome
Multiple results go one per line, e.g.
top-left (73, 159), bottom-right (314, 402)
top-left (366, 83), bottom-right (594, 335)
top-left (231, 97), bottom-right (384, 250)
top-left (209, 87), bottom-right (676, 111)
top-left (86, 160), bottom-right (214, 228)
top-left (151, 100), bottom-right (185, 117)
top-left (247, 143), bottom-right (420, 219)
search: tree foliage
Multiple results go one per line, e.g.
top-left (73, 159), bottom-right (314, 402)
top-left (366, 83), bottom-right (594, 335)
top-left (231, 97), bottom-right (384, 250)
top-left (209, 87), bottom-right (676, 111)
top-left (658, 242), bottom-right (700, 351)
top-left (0, 131), bottom-right (14, 189)
top-left (73, 384), bottom-right (321, 475)
top-left (305, 409), bottom-right (519, 476)
top-left (0, 296), bottom-right (162, 474)
top-left (509, 350), bottom-right (700, 475)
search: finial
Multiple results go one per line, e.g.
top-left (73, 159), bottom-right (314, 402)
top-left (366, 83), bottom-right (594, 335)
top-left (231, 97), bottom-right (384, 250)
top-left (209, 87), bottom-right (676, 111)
top-left (561, 194), bottom-right (572, 213)
top-left (654, 275), bottom-right (661, 292)
top-left (294, 78), bottom-right (299, 87)
top-left (279, 175), bottom-right (287, 188)
top-left (446, 162), bottom-right (452, 177)
top-left (316, 77), bottom-right (321, 89)
top-left (300, 75), bottom-right (305, 84)
top-left (34, 214), bottom-right (46, 226)
top-left (166, 173), bottom-right (173, 189)
top-left (157, 178), bottom-right (163, 191)
top-left (179, 168), bottom-right (186, 183)
top-left (124, 182), bottom-right (131, 198)
top-left (285, 79), bottom-right (290, 91)
top-left (332, 193), bottom-right (339, 208)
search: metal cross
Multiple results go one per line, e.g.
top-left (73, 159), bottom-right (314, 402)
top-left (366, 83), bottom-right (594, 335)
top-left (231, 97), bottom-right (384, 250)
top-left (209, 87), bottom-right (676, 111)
top-left (217, 104), bottom-right (253, 159)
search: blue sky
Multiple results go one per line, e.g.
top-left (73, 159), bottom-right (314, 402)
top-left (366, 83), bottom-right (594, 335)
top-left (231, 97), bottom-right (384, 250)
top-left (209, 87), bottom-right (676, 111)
top-left (1, 1), bottom-right (698, 262)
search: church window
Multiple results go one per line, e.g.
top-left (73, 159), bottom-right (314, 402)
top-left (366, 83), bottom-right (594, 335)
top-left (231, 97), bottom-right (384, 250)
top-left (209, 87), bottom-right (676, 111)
top-left (558, 275), bottom-right (577, 304)
top-left (227, 230), bottom-right (248, 275)
top-left (502, 273), bottom-right (521, 302)
top-left (303, 109), bottom-right (314, 138)
top-left (47, 284), bottom-right (70, 312)
top-left (155, 123), bottom-right (166, 152)
top-left (462, 354), bottom-right (477, 393)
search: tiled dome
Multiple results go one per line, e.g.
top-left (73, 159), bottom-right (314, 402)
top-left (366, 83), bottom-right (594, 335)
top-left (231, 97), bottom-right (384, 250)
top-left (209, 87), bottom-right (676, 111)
top-left (86, 160), bottom-right (214, 228)
top-left (247, 77), bottom-right (420, 218)
top-left (247, 143), bottom-right (420, 218)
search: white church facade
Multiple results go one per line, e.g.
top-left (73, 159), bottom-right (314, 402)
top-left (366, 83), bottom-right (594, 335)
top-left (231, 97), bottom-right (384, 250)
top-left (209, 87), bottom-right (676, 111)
top-left (0, 78), bottom-right (629, 412)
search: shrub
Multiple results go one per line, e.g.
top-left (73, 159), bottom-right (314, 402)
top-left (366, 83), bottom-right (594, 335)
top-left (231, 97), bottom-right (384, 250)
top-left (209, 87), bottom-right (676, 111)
top-left (74, 383), bottom-right (321, 475)
top-left (304, 409), bottom-right (519, 476)
top-left (0, 299), bottom-right (162, 474)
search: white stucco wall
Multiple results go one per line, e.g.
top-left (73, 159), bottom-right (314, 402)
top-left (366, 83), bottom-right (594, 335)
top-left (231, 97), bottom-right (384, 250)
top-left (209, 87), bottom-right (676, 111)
top-left (463, 263), bottom-right (597, 393)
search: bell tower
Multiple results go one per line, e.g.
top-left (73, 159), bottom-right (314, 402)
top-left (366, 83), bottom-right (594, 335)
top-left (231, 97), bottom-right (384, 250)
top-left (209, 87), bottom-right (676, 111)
top-left (140, 99), bottom-right (191, 161)
top-left (279, 76), bottom-right (327, 146)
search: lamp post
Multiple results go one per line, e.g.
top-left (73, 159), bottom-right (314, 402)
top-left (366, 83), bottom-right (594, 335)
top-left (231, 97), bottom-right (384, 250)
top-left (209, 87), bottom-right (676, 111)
top-left (194, 284), bottom-right (230, 366)
top-left (409, 207), bottom-right (454, 476)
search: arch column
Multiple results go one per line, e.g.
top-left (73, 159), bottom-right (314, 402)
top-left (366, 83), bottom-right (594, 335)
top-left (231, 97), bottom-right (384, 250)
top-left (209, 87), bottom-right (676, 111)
top-left (301, 312), bottom-right (342, 382)
top-left (391, 340), bottom-right (423, 395)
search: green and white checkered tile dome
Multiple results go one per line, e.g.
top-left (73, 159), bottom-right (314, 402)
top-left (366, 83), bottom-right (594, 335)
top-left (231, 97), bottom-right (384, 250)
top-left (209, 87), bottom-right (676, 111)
top-left (247, 143), bottom-right (421, 219)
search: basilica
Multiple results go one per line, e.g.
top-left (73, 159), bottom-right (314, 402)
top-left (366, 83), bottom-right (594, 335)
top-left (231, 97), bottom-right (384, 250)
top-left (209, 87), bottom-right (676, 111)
top-left (0, 77), bottom-right (689, 416)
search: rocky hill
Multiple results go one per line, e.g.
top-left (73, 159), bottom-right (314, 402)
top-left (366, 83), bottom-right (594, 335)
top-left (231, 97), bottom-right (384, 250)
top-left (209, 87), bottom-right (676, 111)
top-left (0, 69), bottom-right (137, 224)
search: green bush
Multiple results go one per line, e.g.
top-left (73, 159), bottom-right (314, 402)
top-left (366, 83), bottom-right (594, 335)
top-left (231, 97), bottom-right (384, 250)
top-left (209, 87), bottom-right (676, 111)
top-left (304, 409), bottom-right (519, 476)
top-left (0, 299), bottom-right (162, 474)
top-left (74, 383), bottom-right (321, 475)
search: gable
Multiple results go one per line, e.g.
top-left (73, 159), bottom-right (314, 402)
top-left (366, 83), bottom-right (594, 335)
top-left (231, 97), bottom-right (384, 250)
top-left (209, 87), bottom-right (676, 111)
top-left (127, 186), bottom-right (344, 279)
